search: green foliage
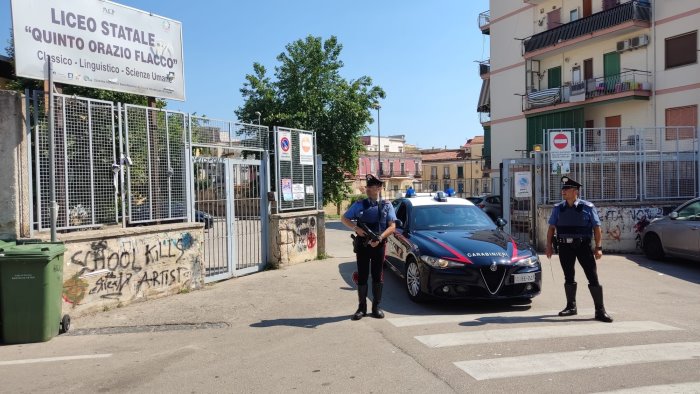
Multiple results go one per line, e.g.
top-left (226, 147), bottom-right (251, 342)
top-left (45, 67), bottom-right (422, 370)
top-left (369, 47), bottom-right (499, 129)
top-left (349, 194), bottom-right (367, 205)
top-left (236, 35), bottom-right (385, 204)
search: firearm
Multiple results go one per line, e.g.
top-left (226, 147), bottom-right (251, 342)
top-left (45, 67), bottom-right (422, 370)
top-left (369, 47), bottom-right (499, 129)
top-left (350, 221), bottom-right (382, 252)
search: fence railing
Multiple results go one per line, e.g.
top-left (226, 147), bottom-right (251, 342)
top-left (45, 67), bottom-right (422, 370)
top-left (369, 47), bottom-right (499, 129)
top-left (29, 90), bottom-right (270, 231)
top-left (542, 127), bottom-right (698, 203)
top-left (523, 70), bottom-right (651, 111)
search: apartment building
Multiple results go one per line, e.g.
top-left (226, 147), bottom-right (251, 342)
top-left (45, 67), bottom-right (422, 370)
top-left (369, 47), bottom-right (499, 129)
top-left (352, 134), bottom-right (422, 194)
top-left (420, 137), bottom-right (488, 197)
top-left (478, 0), bottom-right (699, 170)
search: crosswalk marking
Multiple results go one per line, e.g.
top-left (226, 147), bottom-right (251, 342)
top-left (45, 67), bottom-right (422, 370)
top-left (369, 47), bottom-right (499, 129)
top-left (593, 381), bottom-right (700, 393)
top-left (387, 308), bottom-right (601, 327)
top-left (454, 342), bottom-right (700, 381)
top-left (415, 321), bottom-right (680, 348)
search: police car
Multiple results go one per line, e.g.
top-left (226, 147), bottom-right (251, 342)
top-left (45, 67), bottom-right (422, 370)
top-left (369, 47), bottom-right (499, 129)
top-left (385, 191), bottom-right (542, 302)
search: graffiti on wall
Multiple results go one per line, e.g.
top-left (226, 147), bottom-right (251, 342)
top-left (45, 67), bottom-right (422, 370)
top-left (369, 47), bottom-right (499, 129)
top-left (288, 216), bottom-right (317, 252)
top-left (62, 233), bottom-right (196, 305)
top-left (597, 207), bottom-right (663, 248)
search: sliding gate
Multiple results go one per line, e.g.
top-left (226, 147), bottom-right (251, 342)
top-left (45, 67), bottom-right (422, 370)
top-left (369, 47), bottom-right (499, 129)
top-left (501, 157), bottom-right (537, 246)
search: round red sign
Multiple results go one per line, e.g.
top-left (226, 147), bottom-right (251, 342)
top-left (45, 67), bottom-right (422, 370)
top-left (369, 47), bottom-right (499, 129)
top-left (553, 133), bottom-right (568, 149)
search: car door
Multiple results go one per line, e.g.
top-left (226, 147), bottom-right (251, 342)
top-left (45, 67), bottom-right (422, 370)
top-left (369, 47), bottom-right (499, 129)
top-left (385, 199), bottom-right (405, 265)
top-left (386, 200), bottom-right (413, 273)
top-left (663, 200), bottom-right (700, 260)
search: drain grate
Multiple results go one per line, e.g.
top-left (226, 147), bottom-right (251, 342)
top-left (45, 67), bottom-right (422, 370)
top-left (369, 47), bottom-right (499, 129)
top-left (65, 322), bottom-right (230, 336)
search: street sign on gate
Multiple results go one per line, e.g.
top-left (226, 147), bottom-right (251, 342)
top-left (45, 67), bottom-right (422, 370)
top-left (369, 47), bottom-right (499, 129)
top-left (549, 131), bottom-right (572, 161)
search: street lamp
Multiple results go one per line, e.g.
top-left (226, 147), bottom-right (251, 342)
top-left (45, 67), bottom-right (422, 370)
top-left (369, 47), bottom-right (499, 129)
top-left (254, 111), bottom-right (261, 125)
top-left (372, 103), bottom-right (381, 177)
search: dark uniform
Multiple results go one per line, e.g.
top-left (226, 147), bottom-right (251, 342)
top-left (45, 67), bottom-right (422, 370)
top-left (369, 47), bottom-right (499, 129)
top-left (343, 174), bottom-right (397, 320)
top-left (548, 176), bottom-right (612, 322)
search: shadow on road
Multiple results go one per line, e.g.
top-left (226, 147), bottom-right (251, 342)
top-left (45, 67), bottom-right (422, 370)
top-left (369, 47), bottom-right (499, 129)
top-left (623, 254), bottom-right (700, 285)
top-left (250, 316), bottom-right (348, 328)
top-left (325, 221), bottom-right (350, 231)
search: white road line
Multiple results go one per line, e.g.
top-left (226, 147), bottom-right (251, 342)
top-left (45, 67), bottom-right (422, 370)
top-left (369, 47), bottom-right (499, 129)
top-left (415, 321), bottom-right (681, 348)
top-left (594, 381), bottom-right (700, 393)
top-left (454, 342), bottom-right (700, 381)
top-left (0, 354), bottom-right (112, 366)
top-left (387, 308), bottom-right (601, 327)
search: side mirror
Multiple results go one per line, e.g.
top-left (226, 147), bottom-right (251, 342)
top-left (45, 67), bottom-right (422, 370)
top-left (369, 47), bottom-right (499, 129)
top-left (394, 219), bottom-right (404, 228)
top-left (495, 218), bottom-right (507, 228)
top-left (669, 211), bottom-right (679, 220)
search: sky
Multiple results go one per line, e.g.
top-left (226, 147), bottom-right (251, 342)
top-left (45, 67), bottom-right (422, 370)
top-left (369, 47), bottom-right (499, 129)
top-left (1, 0), bottom-right (491, 150)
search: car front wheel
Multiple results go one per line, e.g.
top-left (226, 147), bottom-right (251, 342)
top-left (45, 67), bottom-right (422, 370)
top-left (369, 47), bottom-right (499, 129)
top-left (643, 233), bottom-right (665, 260)
top-left (405, 258), bottom-right (425, 302)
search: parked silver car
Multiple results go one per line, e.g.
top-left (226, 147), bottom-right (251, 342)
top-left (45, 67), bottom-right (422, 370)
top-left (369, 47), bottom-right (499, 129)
top-left (641, 197), bottom-right (700, 262)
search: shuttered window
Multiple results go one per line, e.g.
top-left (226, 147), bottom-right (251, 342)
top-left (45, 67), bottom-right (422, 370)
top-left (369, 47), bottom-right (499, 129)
top-left (665, 31), bottom-right (697, 69)
top-left (665, 105), bottom-right (698, 140)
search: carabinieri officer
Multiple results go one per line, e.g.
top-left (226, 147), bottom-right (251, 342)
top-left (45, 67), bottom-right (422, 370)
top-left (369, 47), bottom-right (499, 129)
top-left (341, 174), bottom-right (397, 320)
top-left (546, 176), bottom-right (613, 323)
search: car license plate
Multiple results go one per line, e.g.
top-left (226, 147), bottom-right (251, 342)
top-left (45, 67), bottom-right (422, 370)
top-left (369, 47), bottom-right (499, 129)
top-left (513, 273), bottom-right (535, 284)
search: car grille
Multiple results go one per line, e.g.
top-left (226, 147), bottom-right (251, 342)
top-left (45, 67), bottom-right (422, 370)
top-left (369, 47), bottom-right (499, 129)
top-left (480, 266), bottom-right (507, 295)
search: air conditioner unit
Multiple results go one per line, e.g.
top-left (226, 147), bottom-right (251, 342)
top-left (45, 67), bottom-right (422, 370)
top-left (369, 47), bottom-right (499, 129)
top-left (629, 34), bottom-right (649, 49)
top-left (616, 40), bottom-right (629, 51)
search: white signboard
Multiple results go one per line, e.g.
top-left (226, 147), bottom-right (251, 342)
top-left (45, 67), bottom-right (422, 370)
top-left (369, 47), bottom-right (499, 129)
top-left (11, 0), bottom-right (185, 100)
top-left (514, 171), bottom-right (532, 198)
top-left (299, 132), bottom-right (314, 165)
top-left (549, 131), bottom-right (572, 161)
top-left (278, 130), bottom-right (292, 161)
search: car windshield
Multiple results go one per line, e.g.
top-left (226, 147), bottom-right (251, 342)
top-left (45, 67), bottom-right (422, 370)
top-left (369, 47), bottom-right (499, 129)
top-left (412, 205), bottom-right (496, 230)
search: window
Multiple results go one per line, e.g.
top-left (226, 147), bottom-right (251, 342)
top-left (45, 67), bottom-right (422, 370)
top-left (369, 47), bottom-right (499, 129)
top-left (395, 203), bottom-right (407, 225)
top-left (400, 162), bottom-right (405, 175)
top-left (665, 31), bottom-right (697, 69)
top-left (570, 8), bottom-right (579, 22)
top-left (431, 166), bottom-right (437, 180)
top-left (665, 105), bottom-right (698, 140)
top-left (384, 145), bottom-right (390, 152)
top-left (370, 160), bottom-right (375, 173)
top-left (443, 167), bottom-right (450, 179)
top-left (457, 166), bottom-right (464, 179)
top-left (389, 162), bottom-right (394, 175)
top-left (379, 161), bottom-right (383, 175)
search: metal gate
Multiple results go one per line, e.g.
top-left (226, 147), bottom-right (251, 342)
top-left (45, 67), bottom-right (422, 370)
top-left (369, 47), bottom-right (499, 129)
top-left (192, 154), bottom-right (268, 281)
top-left (501, 157), bottom-right (537, 246)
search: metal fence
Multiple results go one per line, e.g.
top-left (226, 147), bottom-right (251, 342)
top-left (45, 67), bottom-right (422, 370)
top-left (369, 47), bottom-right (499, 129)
top-left (542, 127), bottom-right (698, 203)
top-left (273, 126), bottom-right (317, 211)
top-left (32, 91), bottom-right (118, 230)
top-left (28, 91), bottom-right (270, 232)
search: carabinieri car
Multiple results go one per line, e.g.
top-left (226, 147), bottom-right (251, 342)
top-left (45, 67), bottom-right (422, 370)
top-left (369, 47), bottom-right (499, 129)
top-left (385, 192), bottom-right (541, 302)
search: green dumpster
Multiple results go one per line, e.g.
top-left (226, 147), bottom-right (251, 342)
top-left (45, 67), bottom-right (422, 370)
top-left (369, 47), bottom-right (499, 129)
top-left (0, 240), bottom-right (69, 344)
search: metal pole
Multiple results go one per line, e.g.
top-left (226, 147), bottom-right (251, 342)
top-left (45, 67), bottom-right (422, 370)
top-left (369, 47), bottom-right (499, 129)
top-left (48, 60), bottom-right (57, 242)
top-left (376, 104), bottom-right (381, 200)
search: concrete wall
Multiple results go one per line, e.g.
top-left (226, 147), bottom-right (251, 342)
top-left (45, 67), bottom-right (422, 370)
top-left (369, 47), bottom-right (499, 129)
top-left (0, 90), bottom-right (30, 240)
top-left (53, 223), bottom-right (204, 317)
top-left (268, 210), bottom-right (325, 267)
top-left (536, 202), bottom-right (678, 253)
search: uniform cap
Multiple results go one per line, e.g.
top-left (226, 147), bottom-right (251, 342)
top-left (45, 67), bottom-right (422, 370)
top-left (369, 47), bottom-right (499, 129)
top-left (561, 176), bottom-right (582, 189)
top-left (366, 174), bottom-right (384, 187)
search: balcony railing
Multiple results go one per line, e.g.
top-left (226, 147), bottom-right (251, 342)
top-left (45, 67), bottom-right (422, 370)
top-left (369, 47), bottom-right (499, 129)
top-left (523, 1), bottom-right (651, 54)
top-left (478, 10), bottom-right (490, 32)
top-left (430, 175), bottom-right (438, 180)
top-left (522, 70), bottom-right (651, 111)
top-left (414, 171), bottom-right (422, 178)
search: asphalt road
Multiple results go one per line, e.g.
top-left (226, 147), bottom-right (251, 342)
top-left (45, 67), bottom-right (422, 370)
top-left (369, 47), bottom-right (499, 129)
top-left (1, 221), bottom-right (699, 393)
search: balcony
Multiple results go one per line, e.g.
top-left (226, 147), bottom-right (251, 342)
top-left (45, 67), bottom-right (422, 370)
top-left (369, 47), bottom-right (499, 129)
top-left (522, 70), bottom-right (651, 113)
top-left (430, 175), bottom-right (438, 180)
top-left (414, 171), bottom-right (422, 178)
top-left (478, 10), bottom-right (490, 35)
top-left (478, 60), bottom-right (490, 78)
top-left (523, 1), bottom-right (651, 57)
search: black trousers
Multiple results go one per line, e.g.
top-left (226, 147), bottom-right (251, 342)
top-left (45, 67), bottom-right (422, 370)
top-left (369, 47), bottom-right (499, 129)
top-left (559, 242), bottom-right (600, 286)
top-left (356, 243), bottom-right (385, 286)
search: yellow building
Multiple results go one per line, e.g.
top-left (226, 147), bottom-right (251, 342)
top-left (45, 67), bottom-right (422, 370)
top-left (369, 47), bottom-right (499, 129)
top-left (419, 137), bottom-right (489, 197)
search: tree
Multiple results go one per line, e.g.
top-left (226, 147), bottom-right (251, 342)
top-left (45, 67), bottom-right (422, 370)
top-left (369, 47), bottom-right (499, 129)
top-left (236, 35), bottom-right (384, 205)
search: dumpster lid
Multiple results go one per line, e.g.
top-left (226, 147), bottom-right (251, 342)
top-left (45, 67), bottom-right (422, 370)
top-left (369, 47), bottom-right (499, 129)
top-left (0, 241), bottom-right (65, 260)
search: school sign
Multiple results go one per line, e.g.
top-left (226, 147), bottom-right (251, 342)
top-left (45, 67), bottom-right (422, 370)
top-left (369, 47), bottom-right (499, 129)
top-left (11, 0), bottom-right (185, 100)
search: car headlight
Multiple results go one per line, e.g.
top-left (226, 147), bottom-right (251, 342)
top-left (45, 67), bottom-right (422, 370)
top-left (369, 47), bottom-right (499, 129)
top-left (421, 255), bottom-right (462, 269)
top-left (514, 255), bottom-right (540, 267)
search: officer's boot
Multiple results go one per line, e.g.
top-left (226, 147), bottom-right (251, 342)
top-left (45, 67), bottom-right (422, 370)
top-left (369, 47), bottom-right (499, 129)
top-left (558, 282), bottom-right (578, 316)
top-left (352, 285), bottom-right (368, 321)
top-left (588, 284), bottom-right (613, 323)
top-left (371, 282), bottom-right (384, 319)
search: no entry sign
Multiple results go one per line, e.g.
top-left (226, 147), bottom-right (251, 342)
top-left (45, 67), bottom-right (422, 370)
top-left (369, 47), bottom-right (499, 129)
top-left (549, 130), bottom-right (572, 161)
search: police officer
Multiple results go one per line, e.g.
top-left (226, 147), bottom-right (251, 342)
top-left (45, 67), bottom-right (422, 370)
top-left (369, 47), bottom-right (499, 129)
top-left (341, 174), bottom-right (397, 320)
top-left (546, 176), bottom-right (613, 323)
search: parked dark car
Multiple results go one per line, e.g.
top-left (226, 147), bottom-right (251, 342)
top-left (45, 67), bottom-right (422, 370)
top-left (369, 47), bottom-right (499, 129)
top-left (465, 196), bottom-right (485, 205)
top-left (478, 194), bottom-right (503, 221)
top-left (642, 197), bottom-right (700, 262)
top-left (385, 192), bottom-right (542, 302)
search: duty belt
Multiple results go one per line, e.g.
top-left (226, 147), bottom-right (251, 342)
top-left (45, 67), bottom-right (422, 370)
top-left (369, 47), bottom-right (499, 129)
top-left (557, 237), bottom-right (591, 245)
